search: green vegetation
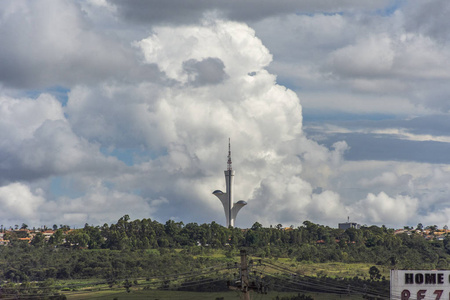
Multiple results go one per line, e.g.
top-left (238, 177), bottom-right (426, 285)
top-left (62, 290), bottom-right (354, 300)
top-left (2, 216), bottom-right (450, 298)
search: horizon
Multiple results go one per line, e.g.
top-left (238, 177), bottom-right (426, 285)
top-left (0, 216), bottom-right (441, 232)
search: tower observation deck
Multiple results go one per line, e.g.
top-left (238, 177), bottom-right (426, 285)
top-left (212, 138), bottom-right (247, 227)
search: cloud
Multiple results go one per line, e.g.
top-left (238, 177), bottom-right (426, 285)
top-left (137, 20), bottom-right (272, 82)
top-left (4, 1), bottom-right (450, 230)
top-left (253, 7), bottom-right (450, 115)
top-left (306, 191), bottom-right (348, 224)
top-left (0, 93), bottom-right (122, 183)
top-left (182, 58), bottom-right (228, 86)
top-left (47, 183), bottom-right (160, 226)
top-left (323, 17), bottom-right (450, 102)
top-left (351, 192), bottom-right (419, 226)
top-left (404, 0), bottom-right (450, 42)
top-left (61, 19), bottom-right (354, 227)
top-left (327, 34), bottom-right (395, 78)
top-left (422, 208), bottom-right (450, 228)
top-left (108, 0), bottom-right (391, 24)
top-left (0, 179), bottom-right (165, 228)
top-left (359, 172), bottom-right (412, 188)
top-left (0, 183), bottom-right (45, 225)
top-left (0, 0), bottom-right (133, 88)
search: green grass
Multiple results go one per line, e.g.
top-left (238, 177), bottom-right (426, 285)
top-left (192, 249), bottom-right (233, 259)
top-left (259, 259), bottom-right (390, 280)
top-left (54, 254), bottom-right (387, 299)
top-left (296, 262), bottom-right (389, 279)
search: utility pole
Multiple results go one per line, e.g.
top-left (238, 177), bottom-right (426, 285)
top-left (240, 249), bottom-right (250, 300)
top-left (228, 250), bottom-right (261, 298)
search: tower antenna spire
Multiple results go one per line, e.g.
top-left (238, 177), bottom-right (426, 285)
top-left (213, 138), bottom-right (247, 227)
top-left (212, 138), bottom-right (246, 227)
top-left (227, 138), bottom-right (232, 171)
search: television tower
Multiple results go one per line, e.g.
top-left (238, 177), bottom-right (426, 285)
top-left (213, 138), bottom-right (247, 227)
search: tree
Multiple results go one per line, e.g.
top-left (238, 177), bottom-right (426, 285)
top-left (21, 223), bottom-right (28, 230)
top-left (164, 220), bottom-right (183, 237)
top-left (49, 229), bottom-right (64, 245)
top-left (369, 266), bottom-right (381, 281)
top-left (59, 225), bottom-right (71, 232)
top-left (123, 279), bottom-right (132, 293)
top-left (31, 232), bottom-right (45, 247)
top-left (71, 232), bottom-right (90, 248)
top-left (83, 224), bottom-right (104, 249)
top-left (426, 225), bottom-right (437, 231)
top-left (251, 222), bottom-right (263, 231)
top-left (245, 230), bottom-right (259, 247)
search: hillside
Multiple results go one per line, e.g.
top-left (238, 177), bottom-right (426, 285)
top-left (1, 216), bottom-right (448, 298)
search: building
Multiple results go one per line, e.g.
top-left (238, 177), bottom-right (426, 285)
top-left (339, 217), bottom-right (360, 230)
top-left (213, 139), bottom-right (247, 227)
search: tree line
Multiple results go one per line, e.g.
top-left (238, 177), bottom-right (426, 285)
top-left (2, 215), bottom-right (450, 282)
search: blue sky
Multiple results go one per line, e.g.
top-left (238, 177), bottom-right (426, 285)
top-left (1, 0), bottom-right (450, 229)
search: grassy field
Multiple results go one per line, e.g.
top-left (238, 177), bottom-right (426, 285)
top-left (266, 259), bottom-right (390, 280)
top-left (56, 261), bottom-right (384, 300)
top-left (224, 255), bottom-right (390, 281)
top-left (53, 252), bottom-right (387, 299)
top-left (189, 250), bottom-right (390, 280)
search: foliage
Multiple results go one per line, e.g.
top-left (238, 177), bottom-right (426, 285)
top-left (368, 266), bottom-right (381, 281)
top-left (1, 216), bottom-right (449, 288)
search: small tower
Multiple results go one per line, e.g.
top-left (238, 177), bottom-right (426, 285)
top-left (213, 139), bottom-right (247, 227)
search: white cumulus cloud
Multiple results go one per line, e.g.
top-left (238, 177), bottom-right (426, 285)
top-left (0, 183), bottom-right (45, 225)
top-left (350, 192), bottom-right (419, 226)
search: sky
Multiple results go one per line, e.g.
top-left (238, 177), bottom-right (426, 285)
top-left (1, 0), bottom-right (450, 229)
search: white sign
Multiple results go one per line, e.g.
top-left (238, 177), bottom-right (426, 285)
top-left (391, 270), bottom-right (450, 300)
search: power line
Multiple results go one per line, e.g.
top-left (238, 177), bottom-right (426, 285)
top-left (1, 252), bottom-right (392, 299)
top-left (257, 260), bottom-right (389, 299)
